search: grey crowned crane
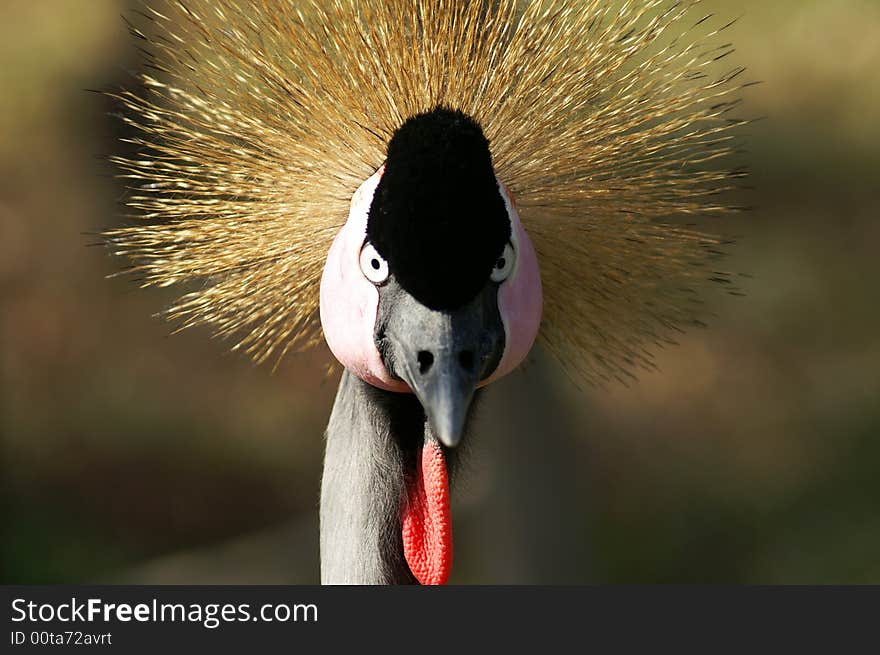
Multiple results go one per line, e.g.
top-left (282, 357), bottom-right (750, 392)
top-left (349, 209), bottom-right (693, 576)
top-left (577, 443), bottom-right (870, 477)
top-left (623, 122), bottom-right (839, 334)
top-left (106, 0), bottom-right (748, 584)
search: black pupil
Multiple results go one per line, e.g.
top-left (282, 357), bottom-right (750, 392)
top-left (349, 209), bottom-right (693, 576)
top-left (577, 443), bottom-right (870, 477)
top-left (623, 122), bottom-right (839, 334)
top-left (371, 259), bottom-right (380, 270)
top-left (496, 257), bottom-right (506, 269)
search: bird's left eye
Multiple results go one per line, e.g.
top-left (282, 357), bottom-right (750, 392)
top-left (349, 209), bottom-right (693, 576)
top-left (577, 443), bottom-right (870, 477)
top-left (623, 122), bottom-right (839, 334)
top-left (359, 242), bottom-right (390, 284)
top-left (490, 243), bottom-right (515, 282)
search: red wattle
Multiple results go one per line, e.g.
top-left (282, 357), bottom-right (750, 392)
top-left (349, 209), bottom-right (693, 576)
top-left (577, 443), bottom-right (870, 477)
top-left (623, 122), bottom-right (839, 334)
top-left (401, 441), bottom-right (452, 585)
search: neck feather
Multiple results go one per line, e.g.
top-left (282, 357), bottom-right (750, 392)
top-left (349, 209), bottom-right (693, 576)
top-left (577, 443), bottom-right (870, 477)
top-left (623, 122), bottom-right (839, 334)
top-left (320, 371), bottom-right (423, 584)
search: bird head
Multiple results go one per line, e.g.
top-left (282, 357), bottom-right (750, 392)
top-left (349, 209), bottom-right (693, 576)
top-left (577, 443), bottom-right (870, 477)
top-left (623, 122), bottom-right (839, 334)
top-left (320, 107), bottom-right (543, 448)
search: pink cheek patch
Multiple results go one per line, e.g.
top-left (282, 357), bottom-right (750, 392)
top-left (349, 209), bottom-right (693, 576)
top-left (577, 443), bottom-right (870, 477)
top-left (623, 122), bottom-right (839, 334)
top-left (481, 182), bottom-right (543, 386)
top-left (320, 168), bottom-right (409, 393)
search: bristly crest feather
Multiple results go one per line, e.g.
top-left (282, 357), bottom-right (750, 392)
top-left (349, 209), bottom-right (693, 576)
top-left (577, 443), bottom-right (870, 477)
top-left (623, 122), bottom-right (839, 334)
top-left (106, 0), bottom-right (750, 386)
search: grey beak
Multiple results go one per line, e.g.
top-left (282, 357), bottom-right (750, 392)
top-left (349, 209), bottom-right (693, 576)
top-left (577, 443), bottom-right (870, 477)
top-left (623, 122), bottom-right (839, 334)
top-left (400, 347), bottom-right (478, 448)
top-left (380, 285), bottom-right (491, 449)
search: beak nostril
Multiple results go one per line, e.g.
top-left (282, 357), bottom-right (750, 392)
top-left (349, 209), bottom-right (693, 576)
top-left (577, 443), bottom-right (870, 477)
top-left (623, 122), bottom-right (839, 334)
top-left (458, 350), bottom-right (475, 372)
top-left (417, 351), bottom-right (434, 375)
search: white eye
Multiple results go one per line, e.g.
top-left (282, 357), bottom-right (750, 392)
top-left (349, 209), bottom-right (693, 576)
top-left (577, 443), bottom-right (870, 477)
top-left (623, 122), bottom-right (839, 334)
top-left (359, 242), bottom-right (389, 284)
top-left (490, 243), bottom-right (515, 283)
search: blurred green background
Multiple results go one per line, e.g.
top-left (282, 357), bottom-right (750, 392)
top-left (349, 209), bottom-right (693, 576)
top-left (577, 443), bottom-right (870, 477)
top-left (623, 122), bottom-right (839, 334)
top-left (1, 0), bottom-right (879, 584)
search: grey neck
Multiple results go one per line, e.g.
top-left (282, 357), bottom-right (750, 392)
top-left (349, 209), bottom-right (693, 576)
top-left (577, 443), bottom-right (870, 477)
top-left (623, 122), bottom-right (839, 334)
top-left (319, 370), bottom-right (422, 584)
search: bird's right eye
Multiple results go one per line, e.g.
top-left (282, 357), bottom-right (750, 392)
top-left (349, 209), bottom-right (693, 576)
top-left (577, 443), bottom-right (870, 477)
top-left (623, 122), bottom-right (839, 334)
top-left (359, 243), bottom-right (390, 284)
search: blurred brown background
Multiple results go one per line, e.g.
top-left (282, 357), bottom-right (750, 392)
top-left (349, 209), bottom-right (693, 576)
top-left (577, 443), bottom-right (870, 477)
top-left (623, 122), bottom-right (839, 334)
top-left (1, 0), bottom-right (878, 584)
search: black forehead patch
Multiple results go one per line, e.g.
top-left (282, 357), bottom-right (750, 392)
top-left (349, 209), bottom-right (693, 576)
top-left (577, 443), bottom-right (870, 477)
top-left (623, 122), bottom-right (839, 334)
top-left (367, 107), bottom-right (511, 310)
